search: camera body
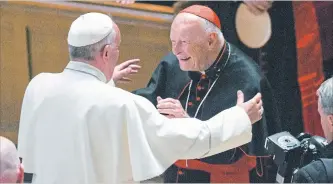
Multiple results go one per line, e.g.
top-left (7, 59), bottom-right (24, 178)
top-left (265, 131), bottom-right (328, 183)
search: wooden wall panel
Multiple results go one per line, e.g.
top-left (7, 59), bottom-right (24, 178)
top-left (26, 12), bottom-right (73, 77)
top-left (0, 1), bottom-right (172, 143)
top-left (0, 6), bottom-right (30, 143)
top-left (116, 23), bottom-right (171, 90)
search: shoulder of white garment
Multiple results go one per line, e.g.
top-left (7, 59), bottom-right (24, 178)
top-left (29, 72), bottom-right (52, 83)
top-left (26, 72), bottom-right (134, 107)
top-left (25, 72), bottom-right (55, 91)
top-left (27, 72), bottom-right (154, 111)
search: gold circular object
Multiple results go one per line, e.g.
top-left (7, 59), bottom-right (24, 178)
top-left (235, 3), bottom-right (272, 48)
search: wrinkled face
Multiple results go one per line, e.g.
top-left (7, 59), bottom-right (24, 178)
top-left (317, 94), bottom-right (333, 143)
top-left (170, 14), bottom-right (212, 71)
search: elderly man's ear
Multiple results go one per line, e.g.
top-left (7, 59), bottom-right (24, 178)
top-left (208, 33), bottom-right (219, 47)
top-left (17, 164), bottom-right (24, 183)
top-left (329, 115), bottom-right (333, 132)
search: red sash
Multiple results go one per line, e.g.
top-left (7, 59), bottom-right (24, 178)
top-left (174, 154), bottom-right (257, 183)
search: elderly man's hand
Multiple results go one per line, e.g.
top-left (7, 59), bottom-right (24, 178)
top-left (113, 59), bottom-right (141, 83)
top-left (243, 0), bottom-right (273, 15)
top-left (236, 90), bottom-right (263, 124)
top-left (156, 96), bottom-right (189, 118)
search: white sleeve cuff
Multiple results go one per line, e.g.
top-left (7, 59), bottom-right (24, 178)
top-left (108, 79), bottom-right (116, 87)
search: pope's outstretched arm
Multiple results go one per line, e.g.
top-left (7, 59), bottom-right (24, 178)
top-left (127, 90), bottom-right (262, 162)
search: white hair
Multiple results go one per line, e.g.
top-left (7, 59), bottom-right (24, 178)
top-left (0, 137), bottom-right (20, 182)
top-left (318, 77), bottom-right (333, 115)
top-left (180, 13), bottom-right (224, 43)
top-left (68, 30), bottom-right (116, 61)
top-left (200, 18), bottom-right (224, 42)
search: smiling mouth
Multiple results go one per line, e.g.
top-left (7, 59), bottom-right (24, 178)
top-left (180, 57), bottom-right (191, 62)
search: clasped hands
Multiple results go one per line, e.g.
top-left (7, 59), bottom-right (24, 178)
top-left (156, 91), bottom-right (264, 124)
top-left (156, 96), bottom-right (190, 118)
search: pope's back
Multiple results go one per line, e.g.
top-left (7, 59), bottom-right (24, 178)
top-left (18, 68), bottom-right (130, 184)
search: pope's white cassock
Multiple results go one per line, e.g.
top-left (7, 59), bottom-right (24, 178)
top-left (17, 61), bottom-right (252, 184)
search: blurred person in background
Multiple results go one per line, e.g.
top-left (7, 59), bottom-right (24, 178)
top-left (0, 136), bottom-right (24, 183)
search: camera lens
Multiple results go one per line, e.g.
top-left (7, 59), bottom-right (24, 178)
top-left (278, 135), bottom-right (299, 149)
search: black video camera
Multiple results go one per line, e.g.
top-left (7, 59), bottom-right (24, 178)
top-left (265, 131), bottom-right (328, 183)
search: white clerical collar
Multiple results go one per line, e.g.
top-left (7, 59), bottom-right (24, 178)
top-left (65, 61), bottom-right (107, 83)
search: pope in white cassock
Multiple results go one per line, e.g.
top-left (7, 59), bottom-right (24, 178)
top-left (17, 12), bottom-right (264, 184)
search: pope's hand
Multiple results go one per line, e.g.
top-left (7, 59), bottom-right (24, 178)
top-left (236, 90), bottom-right (263, 124)
top-left (112, 59), bottom-right (141, 83)
top-left (243, 0), bottom-right (273, 15)
top-left (156, 96), bottom-right (189, 118)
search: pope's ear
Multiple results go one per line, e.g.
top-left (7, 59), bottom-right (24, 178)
top-left (102, 45), bottom-right (111, 58)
